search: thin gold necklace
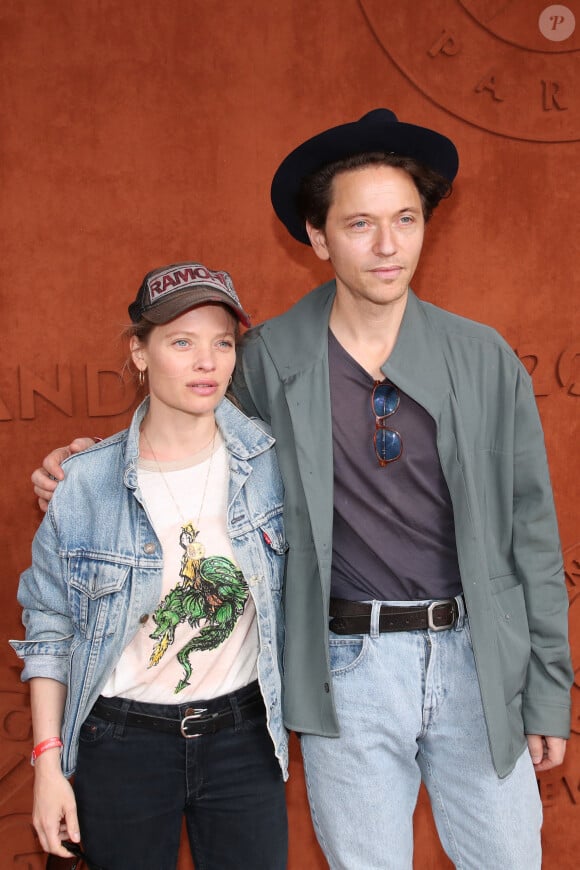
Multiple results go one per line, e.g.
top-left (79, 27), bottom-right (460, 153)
top-left (140, 424), bottom-right (218, 553)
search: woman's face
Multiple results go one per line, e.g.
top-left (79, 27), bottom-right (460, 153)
top-left (131, 303), bottom-right (237, 423)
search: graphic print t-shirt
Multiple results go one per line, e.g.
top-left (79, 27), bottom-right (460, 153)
top-left (102, 433), bottom-right (259, 702)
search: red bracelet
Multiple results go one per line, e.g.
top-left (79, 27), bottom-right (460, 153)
top-left (30, 736), bottom-right (63, 766)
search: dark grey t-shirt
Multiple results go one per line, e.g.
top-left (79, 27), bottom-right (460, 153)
top-left (329, 330), bottom-right (462, 601)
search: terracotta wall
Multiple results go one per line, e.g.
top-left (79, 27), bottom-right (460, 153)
top-left (1, 1), bottom-right (579, 867)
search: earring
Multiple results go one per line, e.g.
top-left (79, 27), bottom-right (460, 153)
top-left (138, 369), bottom-right (146, 387)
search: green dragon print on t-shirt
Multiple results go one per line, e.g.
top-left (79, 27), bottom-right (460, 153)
top-left (148, 521), bottom-right (248, 693)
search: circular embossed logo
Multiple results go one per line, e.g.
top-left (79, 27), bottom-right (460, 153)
top-left (459, 1), bottom-right (578, 49)
top-left (359, 0), bottom-right (580, 141)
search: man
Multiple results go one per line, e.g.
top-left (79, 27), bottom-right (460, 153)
top-left (33, 109), bottom-right (572, 869)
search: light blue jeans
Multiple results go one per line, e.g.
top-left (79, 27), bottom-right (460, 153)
top-left (300, 598), bottom-right (542, 870)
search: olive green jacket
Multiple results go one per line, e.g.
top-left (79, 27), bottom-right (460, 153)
top-left (235, 281), bottom-right (572, 777)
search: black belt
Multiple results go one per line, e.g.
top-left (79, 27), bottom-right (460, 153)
top-left (90, 685), bottom-right (265, 739)
top-left (329, 597), bottom-right (461, 635)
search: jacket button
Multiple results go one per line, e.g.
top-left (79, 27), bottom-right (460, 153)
top-left (323, 682), bottom-right (330, 693)
top-left (143, 543), bottom-right (156, 554)
top-left (139, 614), bottom-right (149, 625)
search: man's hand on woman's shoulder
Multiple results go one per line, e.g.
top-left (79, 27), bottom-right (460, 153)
top-left (32, 438), bottom-right (96, 512)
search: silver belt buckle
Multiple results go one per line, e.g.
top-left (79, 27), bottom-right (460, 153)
top-left (180, 707), bottom-right (209, 738)
top-left (427, 599), bottom-right (455, 631)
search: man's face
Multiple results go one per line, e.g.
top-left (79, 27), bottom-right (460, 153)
top-left (307, 164), bottom-right (425, 309)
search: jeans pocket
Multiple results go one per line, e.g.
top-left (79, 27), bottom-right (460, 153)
top-left (462, 617), bottom-right (473, 647)
top-left (79, 712), bottom-right (116, 744)
top-left (328, 634), bottom-right (368, 675)
top-left (239, 708), bottom-right (268, 734)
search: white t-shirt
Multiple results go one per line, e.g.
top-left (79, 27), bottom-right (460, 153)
top-left (102, 433), bottom-right (259, 702)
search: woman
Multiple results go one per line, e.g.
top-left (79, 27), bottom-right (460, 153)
top-left (11, 262), bottom-right (289, 870)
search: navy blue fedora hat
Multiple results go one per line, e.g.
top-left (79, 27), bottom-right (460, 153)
top-left (270, 108), bottom-right (459, 245)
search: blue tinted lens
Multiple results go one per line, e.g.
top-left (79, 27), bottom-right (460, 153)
top-left (373, 384), bottom-right (399, 417)
top-left (375, 427), bottom-right (402, 461)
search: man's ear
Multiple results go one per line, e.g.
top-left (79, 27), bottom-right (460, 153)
top-left (306, 221), bottom-right (331, 262)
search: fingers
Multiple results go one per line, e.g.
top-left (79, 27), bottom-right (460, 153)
top-left (526, 733), bottom-right (543, 765)
top-left (43, 446), bottom-right (74, 480)
top-left (34, 812), bottom-right (77, 857)
top-left (527, 734), bottom-right (567, 772)
top-left (53, 840), bottom-right (82, 858)
top-left (69, 437), bottom-right (97, 454)
top-left (32, 468), bottom-right (60, 508)
top-left (33, 775), bottom-right (81, 856)
top-left (31, 447), bottom-right (70, 511)
top-left (63, 801), bottom-right (81, 846)
top-left (539, 736), bottom-right (566, 771)
top-left (31, 439), bottom-right (95, 511)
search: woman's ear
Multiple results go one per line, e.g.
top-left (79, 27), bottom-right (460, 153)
top-left (130, 336), bottom-right (146, 370)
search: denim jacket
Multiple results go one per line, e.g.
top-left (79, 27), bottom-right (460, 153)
top-left (11, 398), bottom-right (289, 779)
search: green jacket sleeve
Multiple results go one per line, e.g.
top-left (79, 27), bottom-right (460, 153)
top-left (512, 368), bottom-right (572, 737)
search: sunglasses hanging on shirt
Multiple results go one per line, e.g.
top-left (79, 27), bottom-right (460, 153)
top-left (372, 381), bottom-right (403, 467)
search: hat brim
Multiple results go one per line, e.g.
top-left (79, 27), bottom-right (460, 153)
top-left (141, 287), bottom-right (251, 328)
top-left (270, 110), bottom-right (459, 245)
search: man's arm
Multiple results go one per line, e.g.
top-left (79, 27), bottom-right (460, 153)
top-left (512, 367), bottom-right (572, 757)
top-left (31, 439), bottom-right (96, 511)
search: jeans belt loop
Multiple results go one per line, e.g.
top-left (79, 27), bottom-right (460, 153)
top-left (229, 692), bottom-right (243, 729)
top-left (113, 697), bottom-right (132, 738)
top-left (453, 593), bottom-right (466, 631)
top-left (370, 601), bottom-right (381, 639)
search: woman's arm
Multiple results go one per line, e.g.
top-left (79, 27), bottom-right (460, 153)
top-left (30, 677), bottom-right (81, 856)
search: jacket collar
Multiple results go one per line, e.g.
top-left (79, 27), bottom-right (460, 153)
top-left (256, 283), bottom-right (335, 570)
top-left (216, 397), bottom-right (276, 459)
top-left (258, 279), bottom-right (336, 381)
top-left (258, 280), bottom-right (452, 421)
top-left (381, 290), bottom-right (452, 421)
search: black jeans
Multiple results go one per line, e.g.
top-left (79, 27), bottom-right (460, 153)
top-left (73, 685), bottom-right (288, 870)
